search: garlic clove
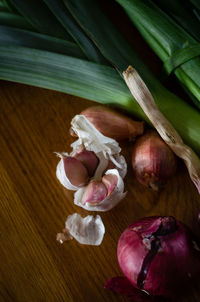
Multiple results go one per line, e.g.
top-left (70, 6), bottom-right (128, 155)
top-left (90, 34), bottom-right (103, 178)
top-left (63, 156), bottom-right (89, 187)
top-left (74, 150), bottom-right (99, 177)
top-left (81, 180), bottom-right (108, 206)
top-left (102, 173), bottom-right (118, 196)
top-left (132, 130), bottom-right (177, 190)
top-left (56, 154), bottom-right (89, 190)
top-left (74, 169), bottom-right (126, 212)
top-left (64, 213), bottom-right (105, 246)
top-left (79, 106), bottom-right (144, 141)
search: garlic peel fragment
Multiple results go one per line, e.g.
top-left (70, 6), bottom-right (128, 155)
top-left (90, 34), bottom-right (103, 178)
top-left (64, 213), bottom-right (105, 246)
top-left (74, 169), bottom-right (126, 212)
top-left (123, 66), bottom-right (200, 193)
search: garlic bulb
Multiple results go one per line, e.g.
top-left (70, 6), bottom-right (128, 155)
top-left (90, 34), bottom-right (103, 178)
top-left (56, 115), bottom-right (127, 212)
top-left (56, 115), bottom-right (127, 191)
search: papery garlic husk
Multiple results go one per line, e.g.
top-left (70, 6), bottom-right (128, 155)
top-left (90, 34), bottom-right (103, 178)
top-left (74, 169), bottom-right (126, 211)
top-left (76, 106), bottom-right (144, 141)
top-left (70, 114), bottom-right (127, 179)
top-left (56, 153), bottom-right (89, 191)
top-left (63, 213), bottom-right (105, 246)
top-left (74, 150), bottom-right (99, 177)
top-left (132, 130), bottom-right (177, 190)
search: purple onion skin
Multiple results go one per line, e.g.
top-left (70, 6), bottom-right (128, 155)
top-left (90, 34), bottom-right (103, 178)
top-left (117, 216), bottom-right (200, 298)
top-left (105, 277), bottom-right (163, 302)
top-left (198, 210), bottom-right (200, 224)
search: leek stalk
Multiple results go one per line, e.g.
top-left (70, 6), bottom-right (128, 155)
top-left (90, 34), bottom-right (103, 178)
top-left (116, 0), bottom-right (200, 109)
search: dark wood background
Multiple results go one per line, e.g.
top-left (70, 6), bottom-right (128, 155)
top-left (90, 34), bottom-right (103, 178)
top-left (0, 1), bottom-right (200, 301)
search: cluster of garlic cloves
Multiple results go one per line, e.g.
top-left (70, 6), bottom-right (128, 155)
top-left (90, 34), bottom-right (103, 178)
top-left (56, 113), bottom-right (127, 212)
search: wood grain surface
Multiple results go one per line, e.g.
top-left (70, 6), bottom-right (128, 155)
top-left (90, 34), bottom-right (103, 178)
top-left (0, 80), bottom-right (200, 302)
top-left (1, 1), bottom-right (200, 301)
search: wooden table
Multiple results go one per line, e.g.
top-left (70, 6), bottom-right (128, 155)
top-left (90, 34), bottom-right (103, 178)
top-left (0, 80), bottom-right (200, 302)
top-left (1, 3), bottom-right (200, 302)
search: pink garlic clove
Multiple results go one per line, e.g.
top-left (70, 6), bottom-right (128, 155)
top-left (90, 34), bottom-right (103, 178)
top-left (81, 180), bottom-right (108, 205)
top-left (74, 150), bottom-right (99, 177)
top-left (132, 130), bottom-right (177, 190)
top-left (102, 173), bottom-right (118, 196)
top-left (63, 156), bottom-right (89, 187)
top-left (78, 106), bottom-right (144, 141)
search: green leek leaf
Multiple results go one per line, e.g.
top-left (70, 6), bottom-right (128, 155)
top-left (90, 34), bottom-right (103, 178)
top-left (154, 0), bottom-right (200, 42)
top-left (0, 1), bottom-right (9, 11)
top-left (43, 0), bottom-right (106, 64)
top-left (2, 0), bottom-right (18, 13)
top-left (8, 0), bottom-right (72, 40)
top-left (116, 0), bottom-right (200, 108)
top-left (190, 0), bottom-right (200, 10)
top-left (63, 0), bottom-right (157, 92)
top-left (0, 25), bottom-right (85, 58)
top-left (0, 11), bottom-right (34, 29)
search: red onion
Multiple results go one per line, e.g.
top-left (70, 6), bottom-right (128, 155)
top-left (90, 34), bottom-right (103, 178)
top-left (132, 131), bottom-right (177, 190)
top-left (105, 216), bottom-right (200, 300)
top-left (198, 210), bottom-right (200, 224)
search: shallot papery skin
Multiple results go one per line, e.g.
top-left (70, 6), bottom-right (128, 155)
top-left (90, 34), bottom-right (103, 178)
top-left (115, 216), bottom-right (200, 298)
top-left (132, 131), bottom-right (177, 190)
top-left (79, 106), bottom-right (144, 141)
